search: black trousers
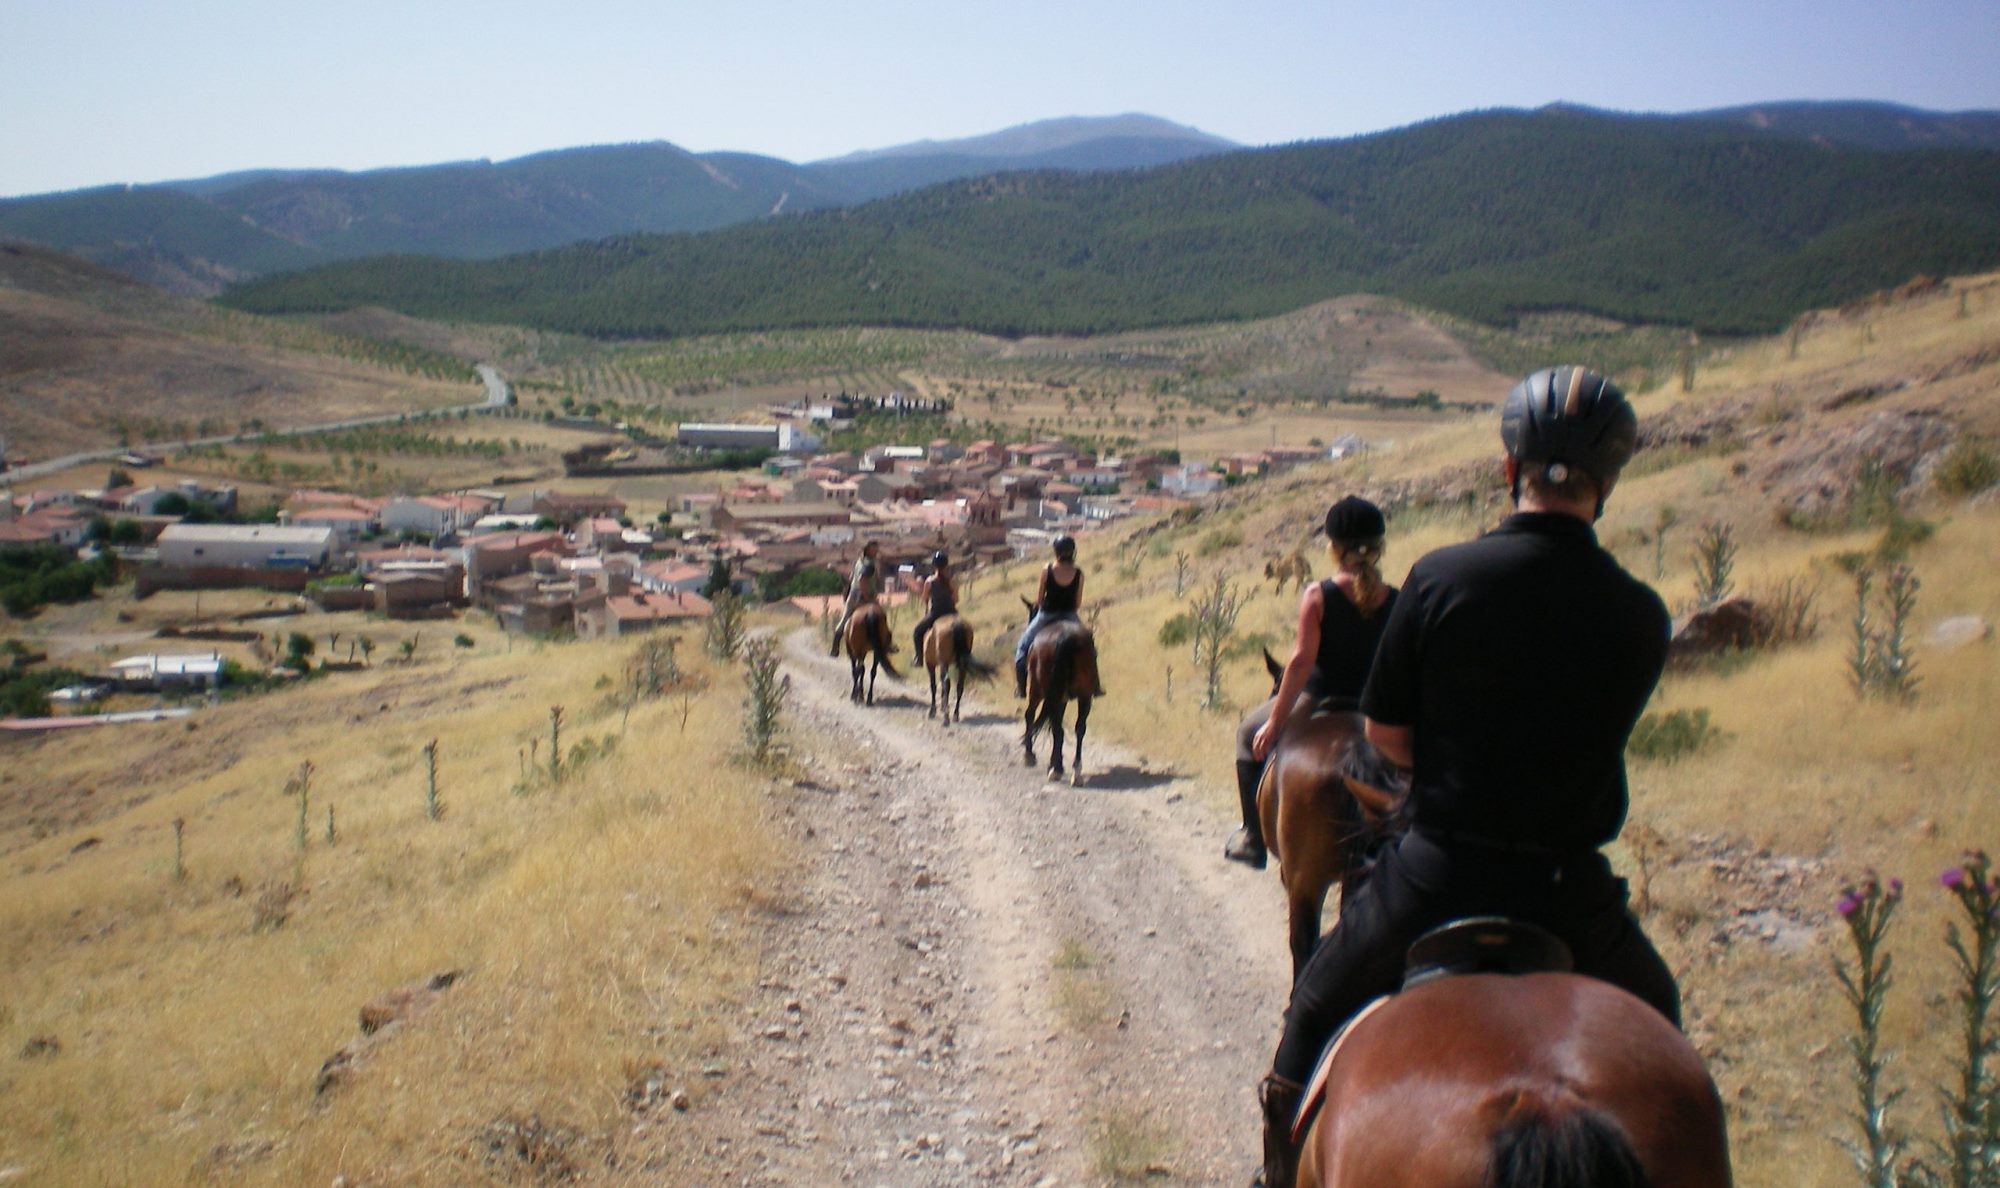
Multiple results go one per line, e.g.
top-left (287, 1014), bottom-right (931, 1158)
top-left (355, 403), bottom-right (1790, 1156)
top-left (1270, 830), bottom-right (1681, 1084)
top-left (913, 611), bottom-right (947, 655)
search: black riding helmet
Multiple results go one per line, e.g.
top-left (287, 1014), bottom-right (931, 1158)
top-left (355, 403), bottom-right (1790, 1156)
top-left (931, 550), bottom-right (949, 567)
top-left (1053, 535), bottom-right (1077, 560)
top-left (1501, 366), bottom-right (1638, 505)
top-left (1324, 496), bottom-right (1386, 547)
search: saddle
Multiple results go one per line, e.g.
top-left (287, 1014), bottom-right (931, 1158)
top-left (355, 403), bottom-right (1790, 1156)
top-left (1292, 918), bottom-right (1573, 1144)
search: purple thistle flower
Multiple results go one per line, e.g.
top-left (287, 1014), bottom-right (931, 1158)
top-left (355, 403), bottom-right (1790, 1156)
top-left (1889, 878), bottom-right (1904, 895)
top-left (1838, 894), bottom-right (1863, 918)
top-left (1943, 867), bottom-right (1968, 890)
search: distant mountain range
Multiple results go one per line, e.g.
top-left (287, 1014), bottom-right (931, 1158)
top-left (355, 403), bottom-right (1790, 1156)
top-left (0, 115), bottom-right (1234, 295)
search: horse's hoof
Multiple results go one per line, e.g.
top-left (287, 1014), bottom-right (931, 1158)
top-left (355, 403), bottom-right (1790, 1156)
top-left (1023, 753), bottom-right (1037, 768)
top-left (1070, 770), bottom-right (1085, 788)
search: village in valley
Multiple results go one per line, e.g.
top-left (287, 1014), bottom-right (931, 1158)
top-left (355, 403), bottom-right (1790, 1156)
top-left (0, 392), bottom-right (1358, 719)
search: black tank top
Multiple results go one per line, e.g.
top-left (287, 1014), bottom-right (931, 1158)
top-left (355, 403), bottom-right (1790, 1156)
top-left (927, 576), bottom-right (956, 615)
top-left (1041, 566), bottom-right (1081, 614)
top-left (1304, 578), bottom-right (1397, 703)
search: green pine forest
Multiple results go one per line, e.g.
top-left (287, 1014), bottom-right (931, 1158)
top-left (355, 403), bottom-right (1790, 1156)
top-left (221, 109), bottom-right (2000, 339)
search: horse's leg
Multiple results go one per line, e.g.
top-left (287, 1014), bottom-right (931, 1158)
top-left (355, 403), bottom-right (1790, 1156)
top-left (938, 667), bottom-right (952, 727)
top-left (866, 652), bottom-right (878, 706)
top-left (927, 663), bottom-right (938, 719)
top-left (1069, 695), bottom-right (1090, 787)
top-left (1022, 696), bottom-right (1039, 767)
top-left (849, 654), bottom-right (862, 703)
top-left (952, 660), bottom-right (967, 722)
top-left (1046, 698), bottom-right (1066, 780)
top-left (1287, 879), bottom-right (1329, 982)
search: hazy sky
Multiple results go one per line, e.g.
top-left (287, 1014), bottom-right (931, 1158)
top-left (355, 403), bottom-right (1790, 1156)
top-left (4, 0), bottom-right (1997, 198)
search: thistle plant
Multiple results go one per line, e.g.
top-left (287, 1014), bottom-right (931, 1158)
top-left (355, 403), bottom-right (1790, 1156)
top-left (1833, 856), bottom-right (2000, 1188)
top-left (1189, 573), bottom-right (1244, 711)
top-left (1690, 521), bottom-right (1738, 610)
top-left (422, 738), bottom-right (442, 821)
top-left (740, 636), bottom-right (790, 765)
top-left (548, 705), bottom-right (566, 783)
top-left (286, 761), bottom-right (316, 854)
top-left (1835, 871), bottom-right (1907, 1188)
top-left (1920, 854), bottom-right (2000, 1188)
top-left (1849, 565), bottom-right (1922, 702)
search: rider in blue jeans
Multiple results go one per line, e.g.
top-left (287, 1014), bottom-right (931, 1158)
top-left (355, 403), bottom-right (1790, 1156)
top-left (1014, 535), bottom-right (1083, 698)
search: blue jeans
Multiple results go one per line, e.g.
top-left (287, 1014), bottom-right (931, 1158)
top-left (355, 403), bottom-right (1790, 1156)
top-left (1015, 610), bottom-right (1078, 662)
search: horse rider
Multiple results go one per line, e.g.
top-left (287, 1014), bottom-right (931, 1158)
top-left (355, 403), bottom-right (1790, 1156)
top-left (1224, 496), bottom-right (1397, 869)
top-left (911, 550), bottom-right (958, 656)
top-left (828, 539), bottom-right (895, 656)
top-left (1014, 535), bottom-right (1085, 698)
top-left (1254, 366), bottom-right (1683, 1188)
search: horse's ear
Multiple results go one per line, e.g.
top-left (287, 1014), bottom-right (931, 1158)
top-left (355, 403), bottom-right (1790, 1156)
top-left (1263, 648), bottom-right (1283, 683)
top-left (1343, 777), bottom-right (1401, 822)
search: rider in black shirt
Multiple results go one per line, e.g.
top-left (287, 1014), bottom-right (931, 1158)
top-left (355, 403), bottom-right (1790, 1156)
top-left (1254, 366), bottom-right (1680, 1188)
top-left (911, 550), bottom-right (958, 656)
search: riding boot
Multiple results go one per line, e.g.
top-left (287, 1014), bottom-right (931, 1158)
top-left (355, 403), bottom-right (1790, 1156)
top-left (1256, 1073), bottom-right (1305, 1188)
top-left (1224, 759), bottom-right (1268, 869)
top-left (1014, 657), bottom-right (1027, 698)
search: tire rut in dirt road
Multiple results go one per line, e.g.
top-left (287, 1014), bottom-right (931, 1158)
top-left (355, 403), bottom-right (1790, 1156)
top-left (671, 629), bottom-right (1293, 1185)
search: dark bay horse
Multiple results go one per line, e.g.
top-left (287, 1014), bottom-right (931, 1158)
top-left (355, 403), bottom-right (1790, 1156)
top-left (1254, 652), bottom-right (1405, 978)
top-left (843, 603), bottom-right (899, 705)
top-left (921, 614), bottom-right (994, 724)
top-left (1297, 972), bottom-right (1731, 1187)
top-left (1019, 597), bottom-right (1101, 784)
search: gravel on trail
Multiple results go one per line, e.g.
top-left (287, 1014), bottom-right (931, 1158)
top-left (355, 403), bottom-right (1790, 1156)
top-left (646, 628), bottom-right (1294, 1186)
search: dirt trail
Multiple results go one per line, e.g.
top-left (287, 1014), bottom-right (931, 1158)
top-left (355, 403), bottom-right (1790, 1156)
top-left (663, 629), bottom-right (1293, 1185)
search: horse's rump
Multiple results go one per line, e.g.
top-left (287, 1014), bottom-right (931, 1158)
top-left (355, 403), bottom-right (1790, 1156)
top-left (847, 604), bottom-right (899, 677)
top-left (1029, 621), bottom-right (1097, 726)
top-left (1304, 974), bottom-right (1727, 1187)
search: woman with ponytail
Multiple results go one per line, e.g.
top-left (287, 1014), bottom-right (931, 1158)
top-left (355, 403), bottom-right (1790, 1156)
top-left (1224, 496), bottom-right (1397, 868)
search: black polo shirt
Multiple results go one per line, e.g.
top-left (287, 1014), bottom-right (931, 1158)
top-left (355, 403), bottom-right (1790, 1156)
top-left (1360, 512), bottom-right (1669, 852)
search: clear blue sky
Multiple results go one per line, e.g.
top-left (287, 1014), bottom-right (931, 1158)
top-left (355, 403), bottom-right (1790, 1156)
top-left (3, 0), bottom-right (1997, 198)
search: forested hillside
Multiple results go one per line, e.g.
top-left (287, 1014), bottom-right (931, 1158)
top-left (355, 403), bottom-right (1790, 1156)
top-left (222, 108), bottom-right (2000, 338)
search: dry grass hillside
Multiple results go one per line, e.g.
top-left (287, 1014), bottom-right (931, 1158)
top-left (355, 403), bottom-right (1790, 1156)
top-left (0, 242), bottom-right (476, 461)
top-left (0, 606), bottom-right (782, 1184)
top-left (946, 271), bottom-right (2000, 1187)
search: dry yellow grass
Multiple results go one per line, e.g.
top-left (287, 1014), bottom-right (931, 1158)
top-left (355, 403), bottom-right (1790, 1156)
top-left (0, 616), bottom-right (781, 1183)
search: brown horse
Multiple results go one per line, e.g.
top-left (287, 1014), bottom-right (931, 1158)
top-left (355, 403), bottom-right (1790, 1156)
top-left (843, 603), bottom-right (899, 705)
top-left (1255, 653), bottom-right (1406, 979)
top-left (1019, 596), bottom-right (1101, 784)
top-left (1297, 971), bottom-right (1731, 1187)
top-left (921, 614), bottom-right (994, 724)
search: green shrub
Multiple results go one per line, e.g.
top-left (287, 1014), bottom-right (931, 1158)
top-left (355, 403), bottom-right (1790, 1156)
top-left (1934, 438), bottom-right (2000, 496)
top-left (1196, 527), bottom-right (1242, 558)
top-left (1627, 708), bottom-right (1721, 764)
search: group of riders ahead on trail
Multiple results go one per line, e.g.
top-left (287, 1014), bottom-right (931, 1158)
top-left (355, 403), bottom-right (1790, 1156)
top-left (823, 365), bottom-right (1727, 1186)
top-left (1228, 366), bottom-right (1720, 1187)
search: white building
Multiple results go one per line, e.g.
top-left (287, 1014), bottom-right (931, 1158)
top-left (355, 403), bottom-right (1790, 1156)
top-left (157, 524), bottom-right (336, 570)
top-left (677, 423), bottom-right (820, 455)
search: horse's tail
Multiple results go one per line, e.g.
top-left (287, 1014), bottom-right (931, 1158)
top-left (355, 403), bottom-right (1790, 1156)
top-left (1033, 629), bottom-right (1080, 730)
top-left (870, 611), bottom-right (901, 679)
top-left (954, 621), bottom-right (998, 681)
top-left (1487, 1096), bottom-right (1650, 1188)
